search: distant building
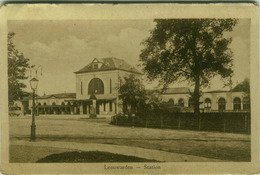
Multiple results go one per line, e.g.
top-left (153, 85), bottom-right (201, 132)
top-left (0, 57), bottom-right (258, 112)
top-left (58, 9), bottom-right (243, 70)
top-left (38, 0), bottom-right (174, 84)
top-left (35, 93), bottom-right (76, 114)
top-left (158, 85), bottom-right (249, 112)
top-left (12, 93), bottom-right (76, 115)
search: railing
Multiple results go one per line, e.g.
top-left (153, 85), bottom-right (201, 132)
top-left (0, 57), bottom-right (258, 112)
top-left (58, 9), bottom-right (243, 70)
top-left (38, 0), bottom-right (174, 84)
top-left (111, 111), bottom-right (251, 134)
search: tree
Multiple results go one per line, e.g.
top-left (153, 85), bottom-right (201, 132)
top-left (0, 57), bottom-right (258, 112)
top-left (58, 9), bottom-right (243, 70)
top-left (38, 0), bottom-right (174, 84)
top-left (145, 89), bottom-right (162, 110)
top-left (118, 74), bottom-right (146, 114)
top-left (140, 19), bottom-right (238, 117)
top-left (8, 32), bottom-right (33, 103)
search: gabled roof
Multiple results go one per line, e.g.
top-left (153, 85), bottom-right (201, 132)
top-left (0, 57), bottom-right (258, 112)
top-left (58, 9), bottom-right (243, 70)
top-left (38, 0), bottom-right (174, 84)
top-left (38, 93), bottom-right (76, 99)
top-left (74, 57), bottom-right (142, 75)
top-left (230, 79), bottom-right (249, 92)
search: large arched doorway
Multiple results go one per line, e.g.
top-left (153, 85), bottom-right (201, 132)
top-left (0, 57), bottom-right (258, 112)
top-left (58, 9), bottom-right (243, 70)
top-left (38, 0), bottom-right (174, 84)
top-left (88, 78), bottom-right (104, 94)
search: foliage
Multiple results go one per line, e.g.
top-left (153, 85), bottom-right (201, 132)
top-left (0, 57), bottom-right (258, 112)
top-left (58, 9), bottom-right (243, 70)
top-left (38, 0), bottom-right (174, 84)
top-left (8, 32), bottom-right (33, 103)
top-left (144, 91), bottom-right (187, 113)
top-left (144, 90), bottom-right (162, 110)
top-left (140, 19), bottom-right (238, 117)
top-left (118, 74), bottom-right (146, 114)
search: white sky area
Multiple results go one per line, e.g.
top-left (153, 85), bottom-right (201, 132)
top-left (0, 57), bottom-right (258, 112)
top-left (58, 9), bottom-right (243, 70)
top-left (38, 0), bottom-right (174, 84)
top-left (8, 19), bottom-right (250, 96)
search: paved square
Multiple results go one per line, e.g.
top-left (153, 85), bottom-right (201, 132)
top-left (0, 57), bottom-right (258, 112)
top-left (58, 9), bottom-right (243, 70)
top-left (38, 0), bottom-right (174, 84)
top-left (9, 115), bottom-right (250, 162)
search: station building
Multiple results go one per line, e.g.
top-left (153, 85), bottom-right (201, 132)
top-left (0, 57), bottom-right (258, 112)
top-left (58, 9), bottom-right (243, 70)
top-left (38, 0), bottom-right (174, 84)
top-left (18, 57), bottom-right (143, 115)
top-left (70, 57), bottom-right (143, 115)
top-left (13, 57), bottom-right (249, 116)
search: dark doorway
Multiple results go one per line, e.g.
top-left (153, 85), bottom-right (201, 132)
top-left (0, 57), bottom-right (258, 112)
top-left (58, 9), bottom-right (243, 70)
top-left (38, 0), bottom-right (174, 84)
top-left (83, 102), bottom-right (87, 114)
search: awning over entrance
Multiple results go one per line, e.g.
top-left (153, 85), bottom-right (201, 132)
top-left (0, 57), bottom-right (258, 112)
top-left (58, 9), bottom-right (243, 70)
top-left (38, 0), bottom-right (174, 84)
top-left (65, 96), bottom-right (117, 103)
top-left (37, 105), bottom-right (70, 108)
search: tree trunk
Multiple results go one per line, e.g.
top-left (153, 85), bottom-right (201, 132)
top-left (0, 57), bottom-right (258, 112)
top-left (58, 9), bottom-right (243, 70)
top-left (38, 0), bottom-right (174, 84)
top-left (194, 75), bottom-right (200, 119)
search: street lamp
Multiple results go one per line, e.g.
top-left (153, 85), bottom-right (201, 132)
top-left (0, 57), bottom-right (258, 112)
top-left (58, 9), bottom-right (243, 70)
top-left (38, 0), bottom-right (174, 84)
top-left (30, 77), bottom-right (38, 141)
top-left (29, 65), bottom-right (42, 116)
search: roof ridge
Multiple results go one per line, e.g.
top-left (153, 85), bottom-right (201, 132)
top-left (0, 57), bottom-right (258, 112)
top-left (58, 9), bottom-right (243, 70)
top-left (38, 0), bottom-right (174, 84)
top-left (75, 57), bottom-right (142, 74)
top-left (100, 57), bottom-right (119, 60)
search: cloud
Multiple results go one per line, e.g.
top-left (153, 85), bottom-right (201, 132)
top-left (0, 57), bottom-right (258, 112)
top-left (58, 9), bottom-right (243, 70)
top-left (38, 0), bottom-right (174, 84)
top-left (16, 26), bottom-right (151, 95)
top-left (98, 27), bottom-right (150, 65)
top-left (13, 19), bottom-right (250, 94)
top-left (230, 36), bottom-right (250, 83)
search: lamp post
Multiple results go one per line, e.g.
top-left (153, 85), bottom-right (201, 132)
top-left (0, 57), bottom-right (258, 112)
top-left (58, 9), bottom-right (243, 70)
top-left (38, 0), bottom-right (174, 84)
top-left (29, 66), bottom-right (42, 116)
top-left (30, 77), bottom-right (38, 141)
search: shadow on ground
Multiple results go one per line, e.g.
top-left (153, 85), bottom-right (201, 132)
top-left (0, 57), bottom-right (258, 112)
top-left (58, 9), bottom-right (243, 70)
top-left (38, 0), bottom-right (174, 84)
top-left (36, 151), bottom-right (160, 163)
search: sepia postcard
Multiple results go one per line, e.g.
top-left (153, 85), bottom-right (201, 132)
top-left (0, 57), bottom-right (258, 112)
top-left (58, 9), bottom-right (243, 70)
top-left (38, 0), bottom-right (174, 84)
top-left (0, 3), bottom-right (259, 174)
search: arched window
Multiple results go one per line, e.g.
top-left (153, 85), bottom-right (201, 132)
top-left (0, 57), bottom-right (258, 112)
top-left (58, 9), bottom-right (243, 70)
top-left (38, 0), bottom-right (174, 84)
top-left (188, 98), bottom-right (194, 107)
top-left (218, 98), bottom-right (226, 111)
top-left (204, 98), bottom-right (211, 110)
top-left (61, 102), bottom-right (65, 106)
top-left (168, 98), bottom-right (174, 104)
top-left (43, 102), bottom-right (47, 106)
top-left (52, 102), bottom-right (56, 106)
top-left (67, 102), bottom-right (71, 106)
top-left (38, 102), bottom-right (41, 106)
top-left (233, 97), bottom-right (241, 111)
top-left (178, 98), bottom-right (184, 107)
top-left (243, 97), bottom-right (250, 111)
top-left (88, 78), bottom-right (104, 94)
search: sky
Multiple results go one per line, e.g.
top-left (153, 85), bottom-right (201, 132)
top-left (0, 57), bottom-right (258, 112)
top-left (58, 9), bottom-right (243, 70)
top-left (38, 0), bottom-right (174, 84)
top-left (8, 19), bottom-right (250, 96)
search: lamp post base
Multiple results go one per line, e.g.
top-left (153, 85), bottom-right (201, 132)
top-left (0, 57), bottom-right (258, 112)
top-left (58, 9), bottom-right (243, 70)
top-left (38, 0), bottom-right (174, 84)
top-left (30, 124), bottom-right (36, 141)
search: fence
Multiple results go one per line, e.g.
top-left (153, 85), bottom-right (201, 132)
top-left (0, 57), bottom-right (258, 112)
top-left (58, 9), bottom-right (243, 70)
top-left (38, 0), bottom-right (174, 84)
top-left (111, 111), bottom-right (251, 134)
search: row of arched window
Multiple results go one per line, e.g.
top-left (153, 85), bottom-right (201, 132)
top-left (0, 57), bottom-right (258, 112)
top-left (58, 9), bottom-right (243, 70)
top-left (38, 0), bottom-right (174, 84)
top-left (168, 97), bottom-right (250, 111)
top-left (37, 102), bottom-right (77, 106)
